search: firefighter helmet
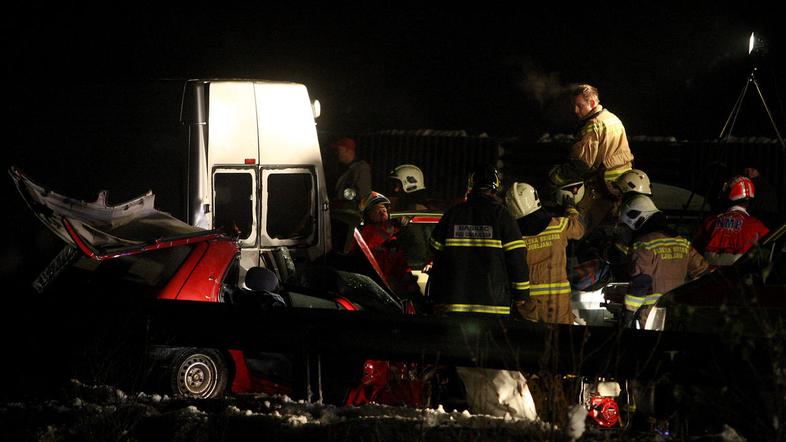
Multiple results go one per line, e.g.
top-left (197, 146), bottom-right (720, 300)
top-left (557, 181), bottom-right (585, 205)
top-left (614, 169), bottom-right (652, 196)
top-left (619, 194), bottom-right (660, 231)
top-left (724, 175), bottom-right (756, 201)
top-left (361, 191), bottom-right (391, 213)
top-left (389, 164), bottom-right (426, 193)
top-left (468, 165), bottom-right (501, 192)
top-left (548, 163), bottom-right (584, 187)
top-left (505, 182), bottom-right (541, 218)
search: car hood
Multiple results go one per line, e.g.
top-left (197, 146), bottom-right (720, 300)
top-left (10, 166), bottom-right (224, 260)
top-left (651, 182), bottom-right (705, 212)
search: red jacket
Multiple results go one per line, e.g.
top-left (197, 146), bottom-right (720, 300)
top-left (359, 222), bottom-right (419, 296)
top-left (693, 206), bottom-right (769, 266)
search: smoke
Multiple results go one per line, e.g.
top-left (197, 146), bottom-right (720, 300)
top-left (519, 68), bottom-right (572, 107)
top-left (515, 62), bottom-right (577, 131)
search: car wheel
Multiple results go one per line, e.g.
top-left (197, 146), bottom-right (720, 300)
top-left (170, 348), bottom-right (228, 398)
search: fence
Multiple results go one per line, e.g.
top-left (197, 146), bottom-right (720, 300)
top-left (320, 130), bottom-right (785, 222)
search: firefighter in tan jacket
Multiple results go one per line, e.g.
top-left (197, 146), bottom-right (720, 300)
top-left (506, 182), bottom-right (585, 324)
top-left (619, 195), bottom-right (709, 328)
top-left (551, 84), bottom-right (634, 233)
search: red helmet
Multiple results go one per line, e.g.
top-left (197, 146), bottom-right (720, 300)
top-left (725, 176), bottom-right (756, 201)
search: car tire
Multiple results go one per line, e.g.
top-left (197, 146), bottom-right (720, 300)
top-left (169, 348), bottom-right (228, 398)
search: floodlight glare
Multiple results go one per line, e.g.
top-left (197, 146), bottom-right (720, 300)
top-left (748, 32), bottom-right (767, 56)
top-left (721, 31), bottom-right (785, 151)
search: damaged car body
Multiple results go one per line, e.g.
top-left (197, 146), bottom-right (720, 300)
top-left (10, 166), bottom-right (404, 400)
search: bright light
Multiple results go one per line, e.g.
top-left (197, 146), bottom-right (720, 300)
top-left (748, 32), bottom-right (767, 56)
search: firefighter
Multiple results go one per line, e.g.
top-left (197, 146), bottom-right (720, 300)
top-left (693, 175), bottom-right (770, 267)
top-left (620, 195), bottom-right (708, 328)
top-left (550, 84), bottom-right (634, 233)
top-left (428, 165), bottom-right (536, 420)
top-left (388, 164), bottom-right (429, 211)
top-left (428, 165), bottom-right (530, 315)
top-left (357, 191), bottom-right (420, 300)
top-left (607, 168), bottom-right (654, 260)
top-left (505, 182), bottom-right (585, 324)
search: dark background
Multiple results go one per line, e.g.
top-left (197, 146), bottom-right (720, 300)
top-left (3, 4), bottom-right (784, 288)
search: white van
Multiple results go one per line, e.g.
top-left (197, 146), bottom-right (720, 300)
top-left (181, 80), bottom-right (331, 280)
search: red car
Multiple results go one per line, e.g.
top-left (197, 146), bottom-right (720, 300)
top-left (11, 166), bottom-right (405, 400)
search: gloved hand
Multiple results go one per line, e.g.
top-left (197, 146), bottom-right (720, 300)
top-left (391, 216), bottom-right (410, 228)
top-left (557, 188), bottom-right (576, 207)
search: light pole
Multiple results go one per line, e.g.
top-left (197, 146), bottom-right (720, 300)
top-left (719, 32), bottom-right (785, 153)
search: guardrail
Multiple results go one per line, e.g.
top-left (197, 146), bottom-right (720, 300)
top-left (145, 300), bottom-right (773, 392)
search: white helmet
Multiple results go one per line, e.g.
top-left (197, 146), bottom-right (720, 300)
top-left (614, 169), bottom-right (652, 196)
top-left (505, 182), bottom-right (541, 218)
top-left (389, 164), bottom-right (425, 193)
top-left (619, 194), bottom-right (660, 231)
top-left (557, 181), bottom-right (585, 205)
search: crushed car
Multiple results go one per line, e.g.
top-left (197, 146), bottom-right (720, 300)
top-left (10, 166), bottom-right (407, 400)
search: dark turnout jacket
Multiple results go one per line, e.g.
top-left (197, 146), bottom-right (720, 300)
top-left (428, 192), bottom-right (530, 315)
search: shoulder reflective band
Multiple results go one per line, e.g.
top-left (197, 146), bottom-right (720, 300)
top-left (429, 237), bottom-right (444, 251)
top-left (633, 237), bottom-right (690, 251)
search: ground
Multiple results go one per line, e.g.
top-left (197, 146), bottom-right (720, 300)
top-left (1, 379), bottom-right (753, 442)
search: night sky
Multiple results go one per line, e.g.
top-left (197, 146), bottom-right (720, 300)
top-left (2, 4), bottom-right (784, 284)
top-left (6, 4), bottom-right (784, 137)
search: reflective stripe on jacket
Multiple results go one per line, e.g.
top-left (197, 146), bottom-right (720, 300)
top-left (626, 232), bottom-right (708, 312)
top-left (429, 192), bottom-right (529, 314)
top-left (433, 303), bottom-right (511, 315)
top-left (624, 292), bottom-right (663, 310)
top-left (603, 165), bottom-right (632, 183)
top-left (520, 211), bottom-right (584, 296)
top-left (570, 106), bottom-right (634, 176)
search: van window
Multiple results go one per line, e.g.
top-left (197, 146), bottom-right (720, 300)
top-left (266, 173), bottom-right (314, 240)
top-left (214, 172), bottom-right (254, 240)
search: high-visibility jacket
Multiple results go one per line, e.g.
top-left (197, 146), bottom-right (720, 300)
top-left (516, 208), bottom-right (585, 324)
top-left (570, 106), bottom-right (634, 185)
top-left (626, 231), bottom-right (708, 312)
top-left (693, 206), bottom-right (769, 266)
top-left (428, 192), bottom-right (529, 316)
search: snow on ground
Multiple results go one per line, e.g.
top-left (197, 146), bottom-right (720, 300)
top-left (0, 379), bottom-right (740, 441)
